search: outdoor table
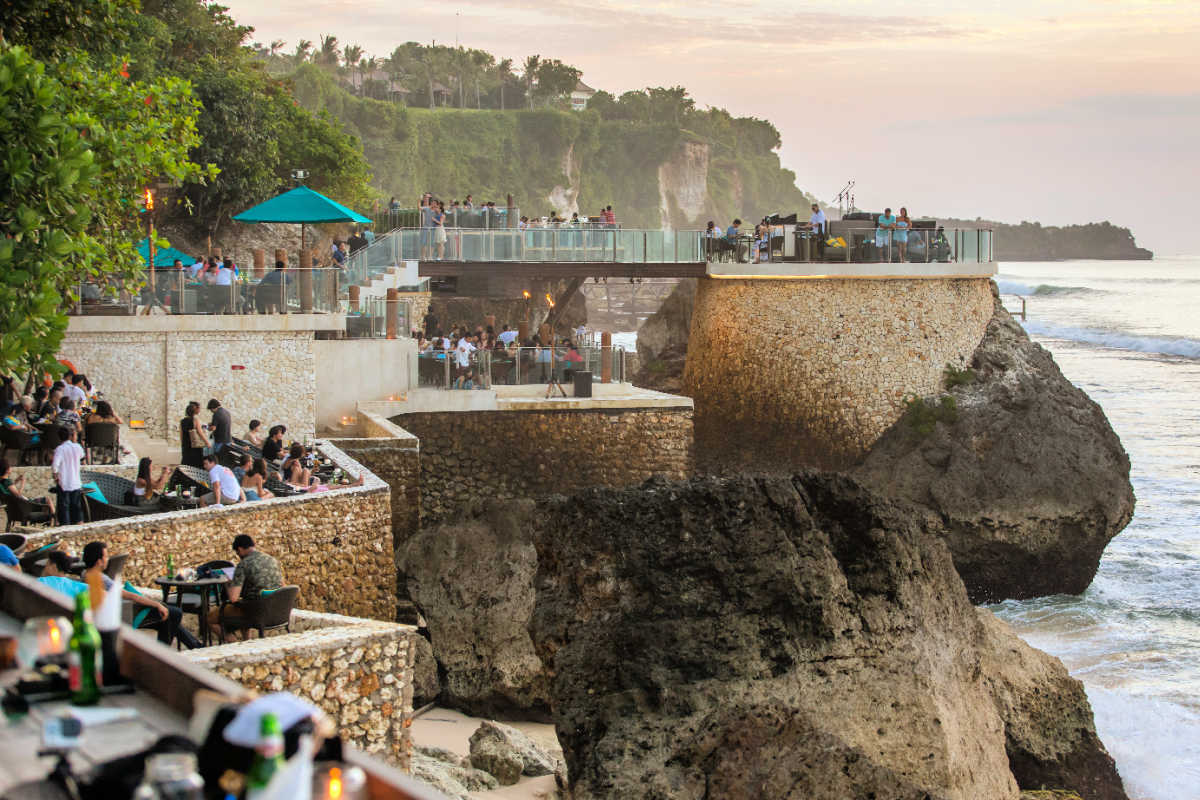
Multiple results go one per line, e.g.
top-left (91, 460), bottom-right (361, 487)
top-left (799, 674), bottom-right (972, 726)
top-left (0, 611), bottom-right (189, 797)
top-left (154, 575), bottom-right (230, 648)
top-left (158, 494), bottom-right (203, 512)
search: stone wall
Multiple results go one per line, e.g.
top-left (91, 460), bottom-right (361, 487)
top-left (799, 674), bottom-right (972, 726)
top-left (683, 277), bottom-right (994, 471)
top-left (394, 408), bottom-right (693, 521)
top-left (313, 339), bottom-right (417, 432)
top-left (186, 610), bottom-right (418, 770)
top-left (23, 443), bottom-right (396, 621)
top-left (329, 412), bottom-right (421, 555)
top-left (60, 329), bottom-right (316, 441)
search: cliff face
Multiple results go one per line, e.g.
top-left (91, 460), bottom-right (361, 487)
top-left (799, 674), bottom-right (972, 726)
top-left (525, 473), bottom-right (1126, 800)
top-left (853, 284), bottom-right (1135, 603)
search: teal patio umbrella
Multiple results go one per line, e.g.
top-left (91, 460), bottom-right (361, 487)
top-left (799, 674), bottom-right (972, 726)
top-left (232, 186), bottom-right (371, 262)
top-left (137, 237), bottom-right (192, 267)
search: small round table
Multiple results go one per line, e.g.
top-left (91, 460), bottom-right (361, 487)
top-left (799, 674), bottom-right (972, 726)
top-left (153, 575), bottom-right (230, 648)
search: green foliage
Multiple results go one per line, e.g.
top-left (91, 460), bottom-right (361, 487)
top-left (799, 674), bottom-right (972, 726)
top-left (902, 394), bottom-right (959, 437)
top-left (943, 363), bottom-right (976, 389)
top-left (0, 42), bottom-right (210, 374)
top-left (0, 0), bottom-right (136, 59)
top-left (939, 217), bottom-right (1152, 260)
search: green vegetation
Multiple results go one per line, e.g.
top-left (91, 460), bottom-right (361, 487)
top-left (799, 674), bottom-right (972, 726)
top-left (902, 395), bottom-right (959, 437)
top-left (940, 218), bottom-right (1152, 260)
top-left (0, 1), bottom-right (214, 374)
top-left (943, 363), bottom-right (976, 389)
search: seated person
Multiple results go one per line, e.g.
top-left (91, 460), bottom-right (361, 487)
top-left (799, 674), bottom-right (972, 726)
top-left (85, 399), bottom-right (123, 426)
top-left (280, 444), bottom-right (312, 487)
top-left (1, 543), bottom-right (20, 570)
top-left (81, 541), bottom-right (200, 649)
top-left (37, 387), bottom-right (63, 422)
top-left (3, 396), bottom-right (38, 442)
top-left (55, 397), bottom-right (83, 436)
top-left (245, 419), bottom-right (265, 448)
top-left (133, 457), bottom-right (169, 504)
top-left (240, 457), bottom-right (275, 502)
top-left (261, 425), bottom-right (286, 464)
top-left (0, 456), bottom-right (55, 516)
top-left (37, 550), bottom-right (87, 597)
top-left (210, 534), bottom-right (284, 641)
top-left (200, 453), bottom-right (244, 506)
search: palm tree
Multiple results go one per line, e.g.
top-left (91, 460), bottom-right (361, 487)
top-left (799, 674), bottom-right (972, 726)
top-left (362, 56), bottom-right (380, 98)
top-left (317, 35), bottom-right (340, 68)
top-left (343, 43), bottom-right (364, 91)
top-left (497, 58), bottom-right (513, 110)
top-left (293, 39), bottom-right (313, 65)
top-left (522, 54), bottom-right (540, 110)
top-left (269, 39), bottom-right (285, 58)
top-left (471, 49), bottom-right (494, 108)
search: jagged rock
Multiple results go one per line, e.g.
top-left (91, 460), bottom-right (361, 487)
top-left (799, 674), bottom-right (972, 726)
top-left (410, 633), bottom-right (441, 708)
top-left (977, 610), bottom-right (1126, 800)
top-left (633, 278), bottom-right (695, 393)
top-left (469, 740), bottom-right (524, 786)
top-left (410, 749), bottom-right (500, 799)
top-left (524, 473), bottom-right (1126, 800)
top-left (400, 499), bottom-right (552, 718)
top-left (469, 720), bottom-right (560, 778)
top-left (854, 284), bottom-right (1135, 602)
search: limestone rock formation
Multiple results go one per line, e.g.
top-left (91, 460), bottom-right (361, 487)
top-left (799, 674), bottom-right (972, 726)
top-left (400, 499), bottom-right (552, 719)
top-left (977, 611), bottom-right (1126, 800)
top-left (525, 473), bottom-right (1126, 800)
top-left (854, 285), bottom-right (1134, 602)
top-left (411, 746), bottom-right (499, 799)
top-left (410, 633), bottom-right (441, 708)
top-left (469, 721), bottom-right (561, 779)
top-left (632, 278), bottom-right (695, 393)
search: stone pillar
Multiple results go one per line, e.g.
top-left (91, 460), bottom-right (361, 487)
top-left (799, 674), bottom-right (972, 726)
top-left (386, 288), bottom-right (399, 339)
top-left (274, 248), bottom-right (288, 267)
top-left (518, 321), bottom-right (529, 343)
top-left (349, 284), bottom-right (361, 313)
top-left (539, 323), bottom-right (552, 345)
top-left (300, 256), bottom-right (314, 313)
top-left (601, 331), bottom-right (613, 384)
top-left (252, 249), bottom-right (266, 278)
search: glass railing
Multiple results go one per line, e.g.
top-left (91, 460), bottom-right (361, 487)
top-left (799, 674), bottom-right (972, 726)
top-left (416, 345), bottom-right (627, 389)
top-left (72, 268), bottom-right (342, 315)
top-left (344, 294), bottom-right (415, 339)
top-left (707, 227), bottom-right (995, 265)
top-left (360, 227), bottom-right (705, 265)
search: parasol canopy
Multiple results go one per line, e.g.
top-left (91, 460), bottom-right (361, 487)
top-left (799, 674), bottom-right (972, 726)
top-left (232, 186), bottom-right (371, 225)
top-left (137, 238), bottom-right (193, 267)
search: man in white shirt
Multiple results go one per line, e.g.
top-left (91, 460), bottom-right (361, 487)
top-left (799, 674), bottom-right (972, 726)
top-left (454, 336), bottom-right (477, 389)
top-left (201, 453), bottom-right (245, 506)
top-left (497, 325), bottom-right (519, 345)
top-left (52, 427), bottom-right (85, 524)
top-left (63, 375), bottom-right (88, 408)
top-left (214, 260), bottom-right (234, 286)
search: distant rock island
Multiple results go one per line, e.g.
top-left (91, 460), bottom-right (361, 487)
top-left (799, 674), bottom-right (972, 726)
top-left (939, 218), bottom-right (1153, 261)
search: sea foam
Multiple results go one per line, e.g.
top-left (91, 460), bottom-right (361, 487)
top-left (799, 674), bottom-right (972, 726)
top-left (1024, 321), bottom-right (1200, 359)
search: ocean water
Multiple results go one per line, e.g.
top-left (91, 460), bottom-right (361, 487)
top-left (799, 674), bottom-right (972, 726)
top-left (991, 258), bottom-right (1200, 800)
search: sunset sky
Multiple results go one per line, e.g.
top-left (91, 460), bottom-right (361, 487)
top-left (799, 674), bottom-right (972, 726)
top-left (224, 0), bottom-right (1199, 255)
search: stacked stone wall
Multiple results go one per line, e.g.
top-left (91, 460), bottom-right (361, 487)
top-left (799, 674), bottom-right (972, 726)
top-left (59, 330), bottom-right (316, 441)
top-left (23, 444), bottom-right (395, 620)
top-left (683, 277), bottom-right (994, 471)
top-left (187, 610), bottom-right (419, 770)
top-left (330, 413), bottom-right (421, 554)
top-left (394, 408), bottom-right (693, 521)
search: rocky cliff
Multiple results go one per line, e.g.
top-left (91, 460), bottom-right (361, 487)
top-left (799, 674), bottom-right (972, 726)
top-left (526, 473), bottom-right (1126, 799)
top-left (939, 219), bottom-right (1152, 261)
top-left (853, 284), bottom-right (1135, 602)
top-left (630, 278), bottom-right (695, 393)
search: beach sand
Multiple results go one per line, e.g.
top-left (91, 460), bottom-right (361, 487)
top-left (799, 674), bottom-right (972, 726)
top-left (411, 706), bottom-right (561, 799)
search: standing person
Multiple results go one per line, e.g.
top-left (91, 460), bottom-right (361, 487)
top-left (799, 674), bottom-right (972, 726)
top-left (420, 194), bottom-right (434, 260)
top-left (895, 207), bottom-right (912, 262)
top-left (876, 207), bottom-right (897, 263)
top-left (423, 309), bottom-right (439, 338)
top-left (809, 203), bottom-right (827, 259)
top-left (207, 399), bottom-right (232, 454)
top-left (52, 427), bottom-right (85, 525)
top-left (432, 200), bottom-right (447, 260)
top-left (180, 401), bottom-right (207, 468)
top-left (200, 453), bottom-right (244, 506)
top-left (604, 205), bottom-right (616, 227)
top-left (362, 226), bottom-right (375, 246)
top-left (454, 334), bottom-right (477, 389)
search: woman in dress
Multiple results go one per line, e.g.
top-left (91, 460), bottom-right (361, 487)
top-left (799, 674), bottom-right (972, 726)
top-left (133, 457), bottom-right (169, 505)
top-left (432, 200), bottom-right (447, 260)
top-left (179, 400), bottom-right (207, 468)
top-left (895, 207), bottom-right (912, 262)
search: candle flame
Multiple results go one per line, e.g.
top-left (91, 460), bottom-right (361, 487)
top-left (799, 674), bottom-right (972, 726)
top-left (522, 290), bottom-right (531, 299)
top-left (545, 293), bottom-right (555, 307)
top-left (143, 188), bottom-right (154, 211)
top-left (49, 621), bottom-right (61, 647)
top-left (329, 767), bottom-right (343, 798)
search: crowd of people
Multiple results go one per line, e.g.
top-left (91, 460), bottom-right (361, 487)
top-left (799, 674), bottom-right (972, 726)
top-left (0, 368), bottom-right (124, 525)
top-left (179, 399), bottom-right (361, 507)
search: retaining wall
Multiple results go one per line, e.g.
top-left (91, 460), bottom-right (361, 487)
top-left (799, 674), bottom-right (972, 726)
top-left (683, 276), bottom-right (994, 471)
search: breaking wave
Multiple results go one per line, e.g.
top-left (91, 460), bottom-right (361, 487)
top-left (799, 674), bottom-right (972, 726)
top-left (996, 279), bottom-right (1098, 297)
top-left (1023, 321), bottom-right (1200, 359)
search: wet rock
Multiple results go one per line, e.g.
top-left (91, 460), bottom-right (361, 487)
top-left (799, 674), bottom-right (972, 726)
top-left (401, 499), bottom-right (552, 718)
top-left (854, 284), bottom-right (1135, 602)
top-left (978, 610), bottom-right (1127, 800)
top-left (633, 278), bottom-right (695, 393)
top-left (469, 720), bottom-right (560, 777)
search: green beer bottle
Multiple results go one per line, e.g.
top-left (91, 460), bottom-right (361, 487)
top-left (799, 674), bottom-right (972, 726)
top-left (68, 590), bottom-right (102, 705)
top-left (245, 712), bottom-right (285, 798)
top-left (167, 554), bottom-right (175, 580)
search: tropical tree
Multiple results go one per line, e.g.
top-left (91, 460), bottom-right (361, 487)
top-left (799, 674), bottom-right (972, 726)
top-left (533, 58), bottom-right (580, 108)
top-left (361, 55), bottom-right (380, 98)
top-left (293, 39), bottom-right (313, 65)
top-left (496, 57), bottom-right (514, 110)
top-left (471, 49), bottom-right (494, 108)
top-left (269, 39), bottom-right (285, 57)
top-left (522, 54), bottom-right (540, 109)
top-left (342, 43), bottom-right (363, 89)
top-left (316, 34), bottom-right (339, 68)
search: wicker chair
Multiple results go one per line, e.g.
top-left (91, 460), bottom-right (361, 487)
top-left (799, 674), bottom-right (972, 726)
top-left (170, 465), bottom-right (211, 493)
top-left (264, 476), bottom-right (302, 498)
top-left (0, 532), bottom-right (27, 555)
top-left (218, 585), bottom-right (299, 642)
top-left (80, 471), bottom-right (161, 520)
top-left (84, 422), bottom-right (121, 465)
top-left (1, 428), bottom-right (42, 466)
top-left (103, 553), bottom-right (129, 580)
top-left (3, 493), bottom-right (54, 531)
